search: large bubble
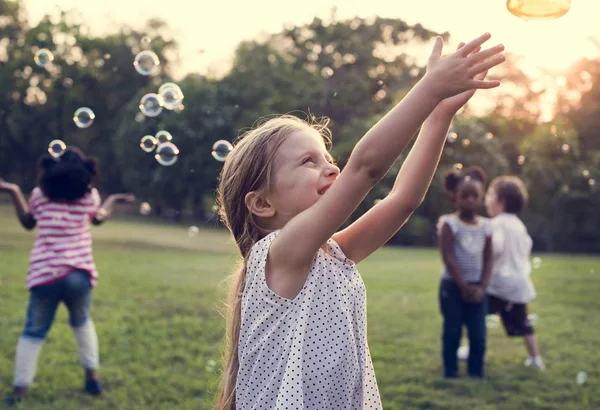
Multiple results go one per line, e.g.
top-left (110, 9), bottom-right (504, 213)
top-left (73, 107), bottom-right (95, 128)
top-left (139, 93), bottom-right (163, 117)
top-left (133, 50), bottom-right (160, 76)
top-left (34, 48), bottom-right (54, 67)
top-left (48, 139), bottom-right (66, 158)
top-left (211, 140), bottom-right (233, 162)
top-left (155, 142), bottom-right (179, 166)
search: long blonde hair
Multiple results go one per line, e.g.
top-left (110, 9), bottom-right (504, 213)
top-left (215, 114), bottom-right (331, 409)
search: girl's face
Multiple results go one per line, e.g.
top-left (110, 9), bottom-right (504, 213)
top-left (484, 186), bottom-right (504, 217)
top-left (265, 130), bottom-right (340, 227)
top-left (455, 179), bottom-right (484, 216)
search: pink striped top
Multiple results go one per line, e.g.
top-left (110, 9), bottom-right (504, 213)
top-left (26, 187), bottom-right (101, 289)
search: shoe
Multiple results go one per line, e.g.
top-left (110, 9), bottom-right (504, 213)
top-left (524, 357), bottom-right (546, 371)
top-left (5, 394), bottom-right (23, 407)
top-left (85, 378), bottom-right (103, 396)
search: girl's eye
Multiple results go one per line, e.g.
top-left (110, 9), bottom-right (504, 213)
top-left (302, 157), bottom-right (313, 164)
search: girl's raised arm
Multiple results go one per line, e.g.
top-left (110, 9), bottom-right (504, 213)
top-left (270, 33), bottom-right (501, 271)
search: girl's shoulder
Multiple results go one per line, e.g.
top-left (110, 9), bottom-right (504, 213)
top-left (436, 213), bottom-right (459, 235)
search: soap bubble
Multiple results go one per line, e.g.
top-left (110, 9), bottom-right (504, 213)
top-left (188, 226), bottom-right (199, 237)
top-left (155, 142), bottom-right (179, 166)
top-left (211, 140), bottom-right (233, 162)
top-left (48, 139), bottom-right (66, 158)
top-left (73, 107), bottom-right (95, 128)
top-left (485, 132), bottom-right (494, 140)
top-left (62, 78), bottom-right (73, 88)
top-left (582, 169), bottom-right (590, 177)
top-left (133, 50), bottom-right (160, 76)
top-left (159, 84), bottom-right (184, 110)
top-left (139, 93), bottom-right (163, 117)
top-left (139, 202), bottom-right (151, 215)
top-left (453, 163), bottom-right (463, 172)
top-left (518, 155), bottom-right (526, 165)
top-left (462, 139), bottom-right (471, 147)
top-left (447, 132), bottom-right (458, 143)
top-left (457, 345), bottom-right (469, 361)
top-left (155, 130), bottom-right (172, 144)
top-left (140, 135), bottom-right (158, 153)
top-left (532, 257), bottom-right (542, 270)
top-left (576, 371), bottom-right (587, 385)
top-left (589, 179), bottom-right (597, 187)
top-left (561, 144), bottom-right (570, 154)
top-left (34, 48), bottom-right (54, 67)
top-left (141, 36), bottom-right (152, 48)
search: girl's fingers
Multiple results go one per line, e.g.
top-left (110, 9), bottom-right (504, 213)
top-left (469, 79), bottom-right (501, 89)
top-left (467, 44), bottom-right (505, 64)
top-left (457, 32), bottom-right (492, 57)
top-left (457, 41), bottom-right (466, 51)
top-left (468, 54), bottom-right (506, 76)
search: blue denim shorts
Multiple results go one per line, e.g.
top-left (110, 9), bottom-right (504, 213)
top-left (23, 270), bottom-right (93, 340)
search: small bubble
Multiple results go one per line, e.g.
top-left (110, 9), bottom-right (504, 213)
top-left (135, 112), bottom-right (145, 123)
top-left (562, 184), bottom-right (570, 193)
top-left (453, 163), bottom-right (463, 172)
top-left (211, 140), bottom-right (233, 162)
top-left (321, 67), bottom-right (334, 78)
top-left (589, 179), bottom-right (596, 187)
top-left (48, 139), bottom-right (66, 158)
top-left (140, 135), bottom-right (157, 153)
top-left (532, 257), bottom-right (542, 270)
top-left (133, 50), bottom-right (160, 76)
top-left (447, 132), bottom-right (458, 143)
top-left (376, 80), bottom-right (385, 88)
top-left (63, 78), bottom-right (73, 88)
top-left (372, 89), bottom-right (387, 102)
top-left (139, 202), bottom-right (151, 215)
top-left (73, 107), bottom-right (95, 128)
top-left (582, 169), bottom-right (590, 177)
top-left (141, 36), bottom-right (152, 48)
top-left (34, 48), bottom-right (54, 67)
top-left (518, 155), bottom-right (526, 165)
top-left (155, 142), bottom-right (179, 166)
top-left (462, 139), bottom-right (471, 147)
top-left (485, 132), bottom-right (494, 140)
top-left (139, 93), bottom-right (163, 117)
top-left (550, 125), bottom-right (557, 135)
top-left (561, 144), bottom-right (570, 154)
top-left (576, 371), bottom-right (587, 385)
top-left (155, 130), bottom-right (172, 144)
top-left (188, 226), bottom-right (199, 237)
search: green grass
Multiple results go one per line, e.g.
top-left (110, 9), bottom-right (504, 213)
top-left (0, 204), bottom-right (598, 409)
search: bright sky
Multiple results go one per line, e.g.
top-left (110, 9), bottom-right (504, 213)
top-left (23, 0), bottom-right (600, 78)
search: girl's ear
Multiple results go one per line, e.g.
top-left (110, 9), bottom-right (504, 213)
top-left (245, 191), bottom-right (275, 218)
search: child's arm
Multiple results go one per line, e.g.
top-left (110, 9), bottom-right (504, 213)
top-left (270, 33), bottom-right (502, 272)
top-left (480, 236), bottom-right (494, 290)
top-left (332, 43), bottom-right (504, 263)
top-left (92, 193), bottom-right (135, 225)
top-left (0, 179), bottom-right (36, 230)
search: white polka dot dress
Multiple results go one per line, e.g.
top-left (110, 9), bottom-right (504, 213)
top-left (236, 231), bottom-right (382, 409)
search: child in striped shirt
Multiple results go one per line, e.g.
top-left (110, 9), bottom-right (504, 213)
top-left (0, 147), bottom-right (134, 405)
top-left (437, 166), bottom-right (493, 378)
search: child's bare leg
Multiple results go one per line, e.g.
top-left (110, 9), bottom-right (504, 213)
top-left (524, 334), bottom-right (539, 357)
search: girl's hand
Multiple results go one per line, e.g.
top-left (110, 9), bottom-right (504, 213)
top-left (424, 33), bottom-right (505, 101)
top-left (112, 193), bottom-right (135, 203)
top-left (434, 42), bottom-right (492, 118)
top-left (0, 178), bottom-right (17, 193)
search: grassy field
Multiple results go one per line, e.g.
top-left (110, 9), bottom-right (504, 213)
top-left (0, 204), bottom-right (598, 410)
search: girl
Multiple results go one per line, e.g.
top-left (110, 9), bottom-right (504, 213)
top-left (215, 33), bottom-right (505, 409)
top-left (0, 147), bottom-right (134, 405)
top-left (484, 176), bottom-right (544, 370)
top-left (437, 166), bottom-right (493, 378)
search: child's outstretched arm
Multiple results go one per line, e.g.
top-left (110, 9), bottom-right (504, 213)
top-left (92, 193), bottom-right (135, 225)
top-left (270, 33), bottom-right (503, 272)
top-left (332, 43), bottom-right (504, 263)
top-left (0, 179), bottom-right (36, 230)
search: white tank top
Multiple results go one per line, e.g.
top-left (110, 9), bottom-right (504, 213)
top-left (236, 230), bottom-right (382, 409)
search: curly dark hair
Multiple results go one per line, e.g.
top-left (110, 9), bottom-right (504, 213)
top-left (38, 146), bottom-right (97, 201)
top-left (443, 165), bottom-right (487, 194)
